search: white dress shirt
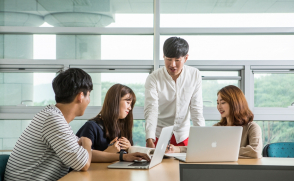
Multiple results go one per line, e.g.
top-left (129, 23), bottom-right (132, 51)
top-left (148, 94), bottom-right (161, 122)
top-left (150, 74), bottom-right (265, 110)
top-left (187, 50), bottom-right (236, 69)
top-left (144, 65), bottom-right (205, 143)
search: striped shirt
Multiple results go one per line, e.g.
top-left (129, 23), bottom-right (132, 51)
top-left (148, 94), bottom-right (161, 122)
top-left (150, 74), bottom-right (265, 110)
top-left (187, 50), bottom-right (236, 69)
top-left (4, 105), bottom-right (89, 181)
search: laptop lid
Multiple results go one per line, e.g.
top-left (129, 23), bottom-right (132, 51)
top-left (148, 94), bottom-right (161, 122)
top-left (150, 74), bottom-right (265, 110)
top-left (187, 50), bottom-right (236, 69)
top-left (149, 125), bottom-right (174, 168)
top-left (107, 125), bottom-right (173, 169)
top-left (186, 126), bottom-right (242, 162)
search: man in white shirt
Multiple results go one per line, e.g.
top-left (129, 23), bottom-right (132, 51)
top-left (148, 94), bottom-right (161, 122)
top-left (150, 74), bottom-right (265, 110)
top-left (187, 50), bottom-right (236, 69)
top-left (145, 37), bottom-right (205, 148)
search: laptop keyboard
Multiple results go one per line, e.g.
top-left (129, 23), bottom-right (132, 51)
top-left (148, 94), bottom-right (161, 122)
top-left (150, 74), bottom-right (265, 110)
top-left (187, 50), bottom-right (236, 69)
top-left (129, 162), bottom-right (150, 166)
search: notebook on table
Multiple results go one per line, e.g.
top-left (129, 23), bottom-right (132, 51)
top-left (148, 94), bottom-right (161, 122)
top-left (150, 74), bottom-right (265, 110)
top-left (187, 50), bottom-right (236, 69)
top-left (108, 126), bottom-right (174, 169)
top-left (175, 126), bottom-right (242, 162)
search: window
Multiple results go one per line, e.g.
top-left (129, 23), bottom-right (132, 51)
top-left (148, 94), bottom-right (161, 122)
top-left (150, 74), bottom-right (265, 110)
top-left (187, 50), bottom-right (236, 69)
top-left (70, 120), bottom-right (88, 134)
top-left (1, 35), bottom-right (153, 60)
top-left (88, 73), bottom-right (149, 106)
top-left (160, 35), bottom-right (294, 60)
top-left (201, 71), bottom-right (240, 107)
top-left (160, 13), bottom-right (294, 28)
top-left (205, 120), bottom-right (294, 147)
top-left (0, 72), bottom-right (149, 107)
top-left (160, 1), bottom-right (294, 28)
top-left (205, 120), bottom-right (219, 127)
top-left (0, 73), bottom-right (56, 106)
top-left (254, 73), bottom-right (294, 108)
top-left (0, 120), bottom-right (31, 152)
top-left (203, 80), bottom-right (239, 107)
top-left (57, 35), bottom-right (153, 60)
top-left (132, 120), bottom-right (146, 147)
top-left (255, 121), bottom-right (294, 147)
top-left (0, 119), bottom-right (146, 152)
top-left (1, 0), bottom-right (294, 153)
top-left (0, 1), bottom-right (153, 27)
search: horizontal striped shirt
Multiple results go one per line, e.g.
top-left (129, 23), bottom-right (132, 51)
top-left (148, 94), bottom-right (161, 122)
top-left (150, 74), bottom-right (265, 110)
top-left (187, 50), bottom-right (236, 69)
top-left (4, 105), bottom-right (88, 181)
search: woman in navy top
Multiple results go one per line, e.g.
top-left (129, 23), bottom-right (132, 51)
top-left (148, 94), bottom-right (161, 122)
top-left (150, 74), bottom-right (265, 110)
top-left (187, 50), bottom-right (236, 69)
top-left (76, 84), bottom-right (135, 161)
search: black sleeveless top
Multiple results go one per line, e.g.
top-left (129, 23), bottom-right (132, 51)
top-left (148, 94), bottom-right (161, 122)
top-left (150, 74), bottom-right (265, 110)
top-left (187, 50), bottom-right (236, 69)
top-left (76, 119), bottom-right (109, 151)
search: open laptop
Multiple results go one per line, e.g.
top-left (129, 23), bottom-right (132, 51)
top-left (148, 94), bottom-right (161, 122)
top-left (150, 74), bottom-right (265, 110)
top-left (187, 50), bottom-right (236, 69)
top-left (108, 126), bottom-right (173, 169)
top-left (175, 126), bottom-right (243, 162)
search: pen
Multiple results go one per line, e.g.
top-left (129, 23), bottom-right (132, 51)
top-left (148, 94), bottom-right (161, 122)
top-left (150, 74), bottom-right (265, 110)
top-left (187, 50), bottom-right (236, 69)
top-left (108, 137), bottom-right (119, 146)
top-left (108, 141), bottom-right (116, 146)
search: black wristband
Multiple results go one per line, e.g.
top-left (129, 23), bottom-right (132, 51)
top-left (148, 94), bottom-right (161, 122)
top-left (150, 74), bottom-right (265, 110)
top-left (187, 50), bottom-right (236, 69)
top-left (119, 151), bottom-right (124, 161)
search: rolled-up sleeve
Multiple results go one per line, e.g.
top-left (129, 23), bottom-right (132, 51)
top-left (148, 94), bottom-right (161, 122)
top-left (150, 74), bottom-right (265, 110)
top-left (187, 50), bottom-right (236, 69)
top-left (41, 114), bottom-right (89, 171)
top-left (144, 75), bottom-right (159, 141)
top-left (190, 71), bottom-right (205, 126)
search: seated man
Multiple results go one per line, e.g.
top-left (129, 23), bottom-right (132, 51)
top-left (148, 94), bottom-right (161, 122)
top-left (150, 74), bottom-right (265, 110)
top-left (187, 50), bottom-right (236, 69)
top-left (5, 68), bottom-right (93, 181)
top-left (145, 37), bottom-right (205, 148)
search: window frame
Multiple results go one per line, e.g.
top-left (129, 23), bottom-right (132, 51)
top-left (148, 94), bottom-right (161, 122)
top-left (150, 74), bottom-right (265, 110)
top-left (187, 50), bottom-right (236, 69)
top-left (1, 0), bottom-right (294, 122)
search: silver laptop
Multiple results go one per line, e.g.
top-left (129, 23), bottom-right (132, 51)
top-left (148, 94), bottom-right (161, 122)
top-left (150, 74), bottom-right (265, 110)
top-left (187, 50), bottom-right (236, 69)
top-left (175, 126), bottom-right (243, 162)
top-left (108, 126), bottom-right (174, 169)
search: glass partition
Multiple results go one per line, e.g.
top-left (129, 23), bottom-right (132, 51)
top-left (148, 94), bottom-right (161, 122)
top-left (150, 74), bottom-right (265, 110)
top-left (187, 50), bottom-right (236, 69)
top-left (0, 120), bottom-right (31, 152)
top-left (160, 35), bottom-right (294, 60)
top-left (0, 1), bottom-right (153, 27)
top-left (0, 73), bottom-right (56, 106)
top-left (0, 72), bottom-right (149, 107)
top-left (160, 0), bottom-right (294, 28)
top-left (0, 34), bottom-right (153, 60)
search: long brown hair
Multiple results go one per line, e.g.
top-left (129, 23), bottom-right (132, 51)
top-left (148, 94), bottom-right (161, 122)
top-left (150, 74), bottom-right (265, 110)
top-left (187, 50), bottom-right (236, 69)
top-left (93, 84), bottom-right (135, 145)
top-left (217, 85), bottom-right (253, 126)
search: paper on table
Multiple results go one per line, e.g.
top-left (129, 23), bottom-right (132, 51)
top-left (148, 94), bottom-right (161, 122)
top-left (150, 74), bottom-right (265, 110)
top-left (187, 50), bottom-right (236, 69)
top-left (128, 146), bottom-right (155, 158)
top-left (164, 153), bottom-right (186, 157)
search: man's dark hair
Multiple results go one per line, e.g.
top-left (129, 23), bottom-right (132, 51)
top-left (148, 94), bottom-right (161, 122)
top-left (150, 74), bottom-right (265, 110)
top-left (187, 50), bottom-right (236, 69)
top-left (163, 37), bottom-right (189, 58)
top-left (52, 68), bottom-right (93, 103)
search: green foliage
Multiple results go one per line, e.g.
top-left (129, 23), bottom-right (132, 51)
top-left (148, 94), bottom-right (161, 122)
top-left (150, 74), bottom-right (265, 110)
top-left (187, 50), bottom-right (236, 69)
top-left (256, 121), bottom-right (294, 146)
top-left (254, 74), bottom-right (294, 107)
top-left (254, 74), bottom-right (294, 146)
top-left (132, 120), bottom-right (146, 147)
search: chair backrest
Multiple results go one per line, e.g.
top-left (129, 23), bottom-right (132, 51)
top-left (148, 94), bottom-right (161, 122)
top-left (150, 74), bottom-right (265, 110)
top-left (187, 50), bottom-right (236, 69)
top-left (0, 155), bottom-right (10, 181)
top-left (262, 142), bottom-right (294, 158)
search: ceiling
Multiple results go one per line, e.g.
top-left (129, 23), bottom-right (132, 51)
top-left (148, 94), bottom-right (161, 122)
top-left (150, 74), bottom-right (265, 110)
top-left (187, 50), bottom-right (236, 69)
top-left (1, 0), bottom-right (294, 15)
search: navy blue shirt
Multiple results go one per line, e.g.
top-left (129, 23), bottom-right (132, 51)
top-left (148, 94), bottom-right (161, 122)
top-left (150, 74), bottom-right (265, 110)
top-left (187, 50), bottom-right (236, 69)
top-left (76, 120), bottom-right (109, 151)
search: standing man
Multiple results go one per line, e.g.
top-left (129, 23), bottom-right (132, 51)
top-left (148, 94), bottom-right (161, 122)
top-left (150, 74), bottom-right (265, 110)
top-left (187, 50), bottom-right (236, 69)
top-left (145, 37), bottom-right (205, 148)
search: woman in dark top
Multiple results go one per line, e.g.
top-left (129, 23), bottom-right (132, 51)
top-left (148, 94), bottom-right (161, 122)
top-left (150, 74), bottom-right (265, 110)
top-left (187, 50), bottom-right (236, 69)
top-left (76, 84), bottom-right (139, 162)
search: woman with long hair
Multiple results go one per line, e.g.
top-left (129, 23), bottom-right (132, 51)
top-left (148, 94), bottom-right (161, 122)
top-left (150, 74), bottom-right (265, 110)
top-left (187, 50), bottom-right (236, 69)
top-left (166, 85), bottom-right (263, 158)
top-left (76, 83), bottom-right (150, 162)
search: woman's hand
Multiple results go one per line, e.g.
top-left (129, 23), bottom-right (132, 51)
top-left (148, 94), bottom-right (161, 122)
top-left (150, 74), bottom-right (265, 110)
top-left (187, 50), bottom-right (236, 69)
top-left (118, 137), bottom-right (132, 151)
top-left (104, 137), bottom-right (120, 153)
top-left (165, 144), bottom-right (181, 153)
top-left (123, 152), bottom-right (151, 162)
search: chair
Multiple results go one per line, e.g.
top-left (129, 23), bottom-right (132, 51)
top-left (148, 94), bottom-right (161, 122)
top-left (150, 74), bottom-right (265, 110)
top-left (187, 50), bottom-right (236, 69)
top-left (0, 155), bottom-right (10, 181)
top-left (262, 142), bottom-right (294, 157)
